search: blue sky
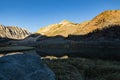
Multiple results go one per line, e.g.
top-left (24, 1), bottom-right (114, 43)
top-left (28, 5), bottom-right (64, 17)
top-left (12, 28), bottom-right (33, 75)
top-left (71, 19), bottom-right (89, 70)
top-left (0, 0), bottom-right (120, 32)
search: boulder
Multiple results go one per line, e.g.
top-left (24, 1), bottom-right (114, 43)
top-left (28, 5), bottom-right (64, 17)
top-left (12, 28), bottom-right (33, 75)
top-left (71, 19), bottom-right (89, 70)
top-left (0, 53), bottom-right (55, 80)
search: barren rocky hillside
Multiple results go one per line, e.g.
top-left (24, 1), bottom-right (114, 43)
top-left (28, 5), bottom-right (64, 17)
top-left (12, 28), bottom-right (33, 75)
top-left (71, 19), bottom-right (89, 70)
top-left (37, 20), bottom-right (83, 37)
top-left (0, 25), bottom-right (31, 39)
top-left (37, 10), bottom-right (120, 37)
top-left (74, 10), bottom-right (120, 35)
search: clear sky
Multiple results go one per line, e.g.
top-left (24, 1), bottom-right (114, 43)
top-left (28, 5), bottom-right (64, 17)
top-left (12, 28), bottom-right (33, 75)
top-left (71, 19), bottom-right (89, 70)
top-left (0, 0), bottom-right (120, 32)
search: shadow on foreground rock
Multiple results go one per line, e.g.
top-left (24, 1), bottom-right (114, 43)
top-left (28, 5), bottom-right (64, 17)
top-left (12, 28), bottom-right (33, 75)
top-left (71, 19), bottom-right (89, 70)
top-left (0, 53), bottom-right (55, 80)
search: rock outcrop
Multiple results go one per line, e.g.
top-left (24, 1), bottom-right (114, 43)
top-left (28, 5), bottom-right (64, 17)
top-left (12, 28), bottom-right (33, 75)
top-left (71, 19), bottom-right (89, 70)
top-left (0, 53), bottom-right (55, 80)
top-left (0, 25), bottom-right (31, 39)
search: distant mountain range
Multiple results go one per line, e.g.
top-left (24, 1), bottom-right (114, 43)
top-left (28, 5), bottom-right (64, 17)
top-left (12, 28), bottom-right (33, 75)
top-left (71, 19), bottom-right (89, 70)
top-left (1, 10), bottom-right (120, 41)
top-left (1, 10), bottom-right (120, 59)
top-left (0, 25), bottom-right (31, 39)
top-left (37, 10), bottom-right (120, 38)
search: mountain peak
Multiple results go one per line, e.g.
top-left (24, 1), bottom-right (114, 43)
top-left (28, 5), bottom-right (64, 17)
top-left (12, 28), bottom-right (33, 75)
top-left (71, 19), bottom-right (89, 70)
top-left (59, 20), bottom-right (73, 25)
top-left (0, 25), bottom-right (31, 39)
top-left (93, 10), bottom-right (120, 20)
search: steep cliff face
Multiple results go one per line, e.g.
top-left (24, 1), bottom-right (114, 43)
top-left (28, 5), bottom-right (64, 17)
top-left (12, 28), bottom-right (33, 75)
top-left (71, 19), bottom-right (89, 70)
top-left (0, 25), bottom-right (31, 39)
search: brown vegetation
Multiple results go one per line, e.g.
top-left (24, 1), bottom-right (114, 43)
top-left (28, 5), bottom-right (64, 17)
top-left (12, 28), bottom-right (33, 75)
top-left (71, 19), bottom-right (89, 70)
top-left (43, 57), bottom-right (120, 80)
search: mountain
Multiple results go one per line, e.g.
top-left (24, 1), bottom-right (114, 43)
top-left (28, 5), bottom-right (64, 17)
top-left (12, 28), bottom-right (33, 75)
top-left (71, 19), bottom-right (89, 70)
top-left (68, 24), bottom-right (120, 41)
top-left (9, 10), bottom-right (120, 59)
top-left (37, 10), bottom-right (120, 37)
top-left (74, 10), bottom-right (120, 35)
top-left (0, 25), bottom-right (31, 39)
top-left (37, 20), bottom-right (88, 37)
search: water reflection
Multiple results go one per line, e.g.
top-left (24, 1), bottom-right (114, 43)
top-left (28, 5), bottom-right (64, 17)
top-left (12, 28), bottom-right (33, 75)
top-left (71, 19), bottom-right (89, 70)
top-left (1, 47), bottom-right (120, 61)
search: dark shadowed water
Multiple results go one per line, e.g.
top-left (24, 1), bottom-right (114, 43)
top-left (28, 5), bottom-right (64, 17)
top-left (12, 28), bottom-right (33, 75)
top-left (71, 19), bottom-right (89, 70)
top-left (1, 45), bottom-right (120, 61)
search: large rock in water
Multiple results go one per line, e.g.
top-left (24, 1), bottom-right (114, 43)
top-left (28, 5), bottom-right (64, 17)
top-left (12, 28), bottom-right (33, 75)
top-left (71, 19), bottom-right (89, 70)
top-left (0, 53), bottom-right (55, 80)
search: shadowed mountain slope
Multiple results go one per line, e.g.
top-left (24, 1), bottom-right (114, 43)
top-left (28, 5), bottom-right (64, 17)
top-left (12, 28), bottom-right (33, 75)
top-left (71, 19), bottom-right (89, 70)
top-left (67, 25), bottom-right (120, 41)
